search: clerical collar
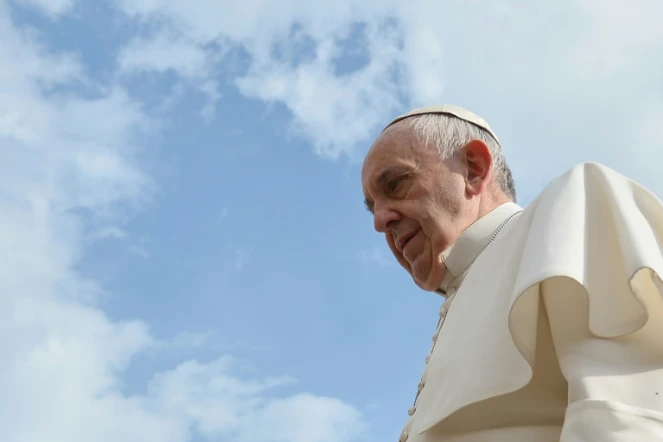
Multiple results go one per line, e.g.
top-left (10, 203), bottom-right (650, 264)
top-left (436, 202), bottom-right (523, 296)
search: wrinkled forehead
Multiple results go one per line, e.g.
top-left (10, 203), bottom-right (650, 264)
top-left (361, 122), bottom-right (418, 189)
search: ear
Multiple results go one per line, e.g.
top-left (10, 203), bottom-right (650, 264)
top-left (461, 139), bottom-right (492, 197)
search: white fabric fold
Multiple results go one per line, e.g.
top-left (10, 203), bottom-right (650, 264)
top-left (413, 162), bottom-right (663, 437)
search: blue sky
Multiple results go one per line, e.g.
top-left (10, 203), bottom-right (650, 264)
top-left (2, 1), bottom-right (663, 441)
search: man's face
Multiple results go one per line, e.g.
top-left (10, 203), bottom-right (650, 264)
top-left (361, 122), bottom-right (474, 291)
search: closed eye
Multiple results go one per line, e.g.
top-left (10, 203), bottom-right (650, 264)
top-left (387, 176), bottom-right (405, 193)
top-left (387, 174), bottom-right (410, 194)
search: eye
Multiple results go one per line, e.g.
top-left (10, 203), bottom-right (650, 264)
top-left (387, 177), bottom-right (403, 193)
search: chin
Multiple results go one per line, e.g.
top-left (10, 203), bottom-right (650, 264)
top-left (411, 273), bottom-right (436, 292)
top-left (412, 267), bottom-right (444, 292)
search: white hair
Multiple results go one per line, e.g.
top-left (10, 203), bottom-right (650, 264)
top-left (409, 114), bottom-right (516, 201)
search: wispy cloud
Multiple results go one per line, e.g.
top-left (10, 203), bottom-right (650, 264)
top-left (111, 0), bottom-right (663, 193)
top-left (151, 330), bottom-right (216, 352)
top-left (127, 243), bottom-right (150, 259)
top-left (114, 0), bottom-right (405, 160)
top-left (358, 245), bottom-right (396, 269)
top-left (225, 243), bottom-right (252, 272)
top-left (219, 207), bottom-right (229, 225)
top-left (14, 0), bottom-right (75, 19)
top-left (89, 226), bottom-right (128, 241)
top-left (0, 1), bottom-right (367, 440)
top-left (117, 29), bottom-right (223, 124)
top-left (5, 0), bottom-right (663, 441)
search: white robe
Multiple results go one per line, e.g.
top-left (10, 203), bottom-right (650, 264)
top-left (399, 162), bottom-right (663, 442)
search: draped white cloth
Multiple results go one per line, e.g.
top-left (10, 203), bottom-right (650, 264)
top-left (399, 162), bottom-right (663, 441)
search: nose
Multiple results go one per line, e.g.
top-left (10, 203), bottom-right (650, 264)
top-left (373, 205), bottom-right (400, 233)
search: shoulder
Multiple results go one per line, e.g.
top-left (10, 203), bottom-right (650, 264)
top-left (542, 161), bottom-right (638, 197)
top-left (523, 162), bottom-right (663, 221)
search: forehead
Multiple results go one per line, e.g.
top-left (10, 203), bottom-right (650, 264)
top-left (362, 123), bottom-right (424, 186)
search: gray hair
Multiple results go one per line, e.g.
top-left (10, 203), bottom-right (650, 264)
top-left (409, 114), bottom-right (516, 202)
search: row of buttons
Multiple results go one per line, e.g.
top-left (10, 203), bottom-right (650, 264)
top-left (398, 290), bottom-right (459, 441)
top-left (397, 212), bottom-right (520, 441)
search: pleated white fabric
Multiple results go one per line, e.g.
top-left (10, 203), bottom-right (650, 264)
top-left (399, 162), bottom-right (663, 442)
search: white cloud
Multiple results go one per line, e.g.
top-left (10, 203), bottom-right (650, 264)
top-left (114, 0), bottom-right (405, 159)
top-left (153, 330), bottom-right (215, 351)
top-left (144, 359), bottom-right (367, 442)
top-left (89, 226), bottom-right (128, 241)
top-left (233, 393), bottom-right (367, 442)
top-left (0, 1), bottom-right (368, 441)
top-left (144, 357), bottom-right (295, 437)
top-left (235, 21), bottom-right (404, 159)
top-left (219, 207), bottom-right (229, 224)
top-left (358, 245), bottom-right (395, 269)
top-left (128, 243), bottom-right (150, 259)
top-left (112, 0), bottom-right (663, 197)
top-left (14, 0), bottom-right (75, 18)
top-left (5, 0), bottom-right (663, 440)
top-left (152, 331), bottom-right (270, 356)
top-left (234, 247), bottom-right (251, 270)
top-left (118, 30), bottom-right (210, 79)
top-left (118, 30), bottom-right (223, 124)
top-left (225, 243), bottom-right (252, 271)
top-left (199, 79), bottom-right (222, 122)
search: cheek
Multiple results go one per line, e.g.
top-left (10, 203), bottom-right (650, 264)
top-left (421, 218), bottom-right (452, 254)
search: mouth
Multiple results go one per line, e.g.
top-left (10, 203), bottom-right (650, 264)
top-left (397, 229), bottom-right (419, 253)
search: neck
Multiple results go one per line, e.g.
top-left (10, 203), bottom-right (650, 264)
top-left (437, 200), bottom-right (523, 296)
top-left (475, 191), bottom-right (512, 220)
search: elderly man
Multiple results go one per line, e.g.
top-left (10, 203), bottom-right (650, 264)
top-left (361, 105), bottom-right (663, 441)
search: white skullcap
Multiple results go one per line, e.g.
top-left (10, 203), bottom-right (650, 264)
top-left (382, 104), bottom-right (501, 145)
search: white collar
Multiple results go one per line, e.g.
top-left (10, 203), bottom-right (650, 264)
top-left (436, 202), bottom-right (523, 295)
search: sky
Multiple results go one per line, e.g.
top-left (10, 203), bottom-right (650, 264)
top-left (1, 0), bottom-right (663, 441)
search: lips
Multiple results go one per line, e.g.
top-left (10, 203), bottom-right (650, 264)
top-left (397, 229), bottom-right (419, 253)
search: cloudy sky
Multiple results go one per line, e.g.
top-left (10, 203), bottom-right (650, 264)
top-left (1, 0), bottom-right (663, 441)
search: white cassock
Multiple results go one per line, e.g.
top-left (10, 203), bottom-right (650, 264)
top-left (399, 162), bottom-right (663, 442)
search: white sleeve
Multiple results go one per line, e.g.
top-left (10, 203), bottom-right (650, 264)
top-left (542, 275), bottom-right (663, 441)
